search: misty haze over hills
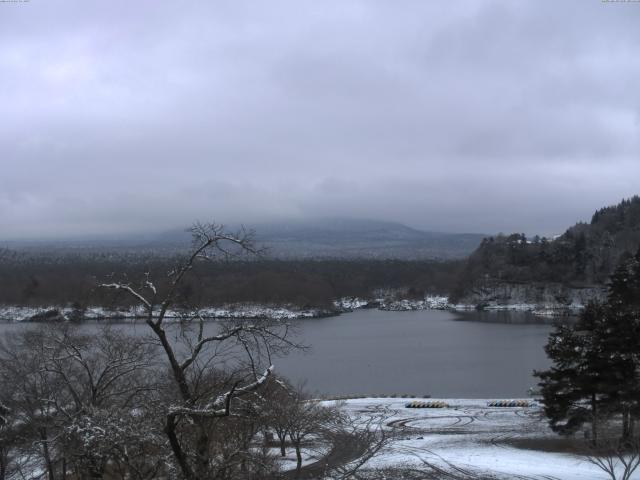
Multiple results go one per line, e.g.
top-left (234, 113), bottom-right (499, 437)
top-left (248, 219), bottom-right (485, 259)
top-left (2, 218), bottom-right (486, 260)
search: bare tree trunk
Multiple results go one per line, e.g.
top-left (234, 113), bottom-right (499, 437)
top-left (624, 407), bottom-right (630, 440)
top-left (0, 447), bottom-right (7, 480)
top-left (262, 429), bottom-right (270, 457)
top-left (87, 461), bottom-right (104, 480)
top-left (165, 414), bottom-right (197, 480)
top-left (622, 406), bottom-right (635, 442)
top-left (240, 428), bottom-right (250, 473)
top-left (195, 427), bottom-right (210, 479)
top-left (292, 436), bottom-right (302, 476)
top-left (277, 432), bottom-right (287, 457)
top-left (148, 322), bottom-right (192, 401)
top-left (592, 393), bottom-right (599, 447)
top-left (39, 428), bottom-right (56, 480)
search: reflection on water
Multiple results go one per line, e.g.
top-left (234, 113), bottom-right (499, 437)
top-left (454, 309), bottom-right (577, 325)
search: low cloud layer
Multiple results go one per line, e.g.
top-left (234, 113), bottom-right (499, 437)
top-left (2, 0), bottom-right (639, 239)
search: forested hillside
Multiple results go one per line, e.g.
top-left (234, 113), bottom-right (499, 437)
top-left (0, 249), bottom-right (462, 309)
top-left (452, 196), bottom-right (640, 302)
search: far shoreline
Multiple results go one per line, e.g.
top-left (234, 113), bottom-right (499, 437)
top-left (0, 295), bottom-right (585, 323)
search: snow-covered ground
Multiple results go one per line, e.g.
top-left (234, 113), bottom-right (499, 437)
top-left (332, 398), bottom-right (639, 480)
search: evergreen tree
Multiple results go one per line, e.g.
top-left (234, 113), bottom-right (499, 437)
top-left (599, 247), bottom-right (640, 439)
top-left (594, 306), bottom-right (640, 440)
top-left (535, 303), bottom-right (611, 444)
top-left (536, 247), bottom-right (640, 443)
top-left (608, 248), bottom-right (640, 313)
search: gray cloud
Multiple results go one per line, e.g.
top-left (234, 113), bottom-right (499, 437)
top-left (1, 0), bottom-right (639, 240)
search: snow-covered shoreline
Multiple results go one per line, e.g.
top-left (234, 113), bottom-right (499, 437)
top-left (0, 304), bottom-right (334, 322)
top-left (0, 295), bottom-right (583, 322)
top-left (335, 295), bottom-right (583, 316)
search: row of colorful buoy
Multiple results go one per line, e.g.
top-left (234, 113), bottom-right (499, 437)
top-left (488, 400), bottom-right (532, 407)
top-left (405, 401), bottom-right (449, 409)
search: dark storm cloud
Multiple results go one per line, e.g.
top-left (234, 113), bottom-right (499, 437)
top-left (1, 0), bottom-right (639, 239)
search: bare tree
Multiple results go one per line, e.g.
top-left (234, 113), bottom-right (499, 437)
top-left (325, 405), bottom-right (394, 480)
top-left (101, 222), bottom-right (299, 480)
top-left (587, 439), bottom-right (640, 480)
top-left (0, 327), bottom-right (68, 480)
top-left (0, 223), bottom-right (303, 479)
top-left (262, 376), bottom-right (297, 457)
top-left (0, 325), bottom-right (162, 480)
top-left (0, 401), bottom-right (15, 480)
top-left (277, 385), bottom-right (338, 478)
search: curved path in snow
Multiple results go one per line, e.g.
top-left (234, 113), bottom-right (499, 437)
top-left (333, 398), bottom-right (621, 480)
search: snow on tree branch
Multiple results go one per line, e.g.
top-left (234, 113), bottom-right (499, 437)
top-left (100, 283), bottom-right (152, 310)
top-left (168, 365), bottom-right (274, 418)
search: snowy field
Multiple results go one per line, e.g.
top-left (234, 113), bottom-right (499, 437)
top-left (333, 398), bottom-right (639, 480)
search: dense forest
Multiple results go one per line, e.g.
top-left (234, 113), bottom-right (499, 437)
top-left (451, 196), bottom-right (640, 300)
top-left (0, 248), bottom-right (462, 309)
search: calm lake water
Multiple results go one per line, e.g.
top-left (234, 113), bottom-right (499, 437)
top-left (278, 309), bottom-right (553, 398)
top-left (0, 309), bottom-right (556, 398)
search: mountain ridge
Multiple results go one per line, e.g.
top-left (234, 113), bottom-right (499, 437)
top-left (2, 218), bottom-right (487, 261)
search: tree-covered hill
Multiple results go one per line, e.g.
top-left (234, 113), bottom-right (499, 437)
top-left (452, 196), bottom-right (640, 302)
top-left (0, 251), bottom-right (462, 310)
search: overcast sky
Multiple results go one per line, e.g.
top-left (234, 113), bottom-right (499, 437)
top-left (1, 0), bottom-right (639, 240)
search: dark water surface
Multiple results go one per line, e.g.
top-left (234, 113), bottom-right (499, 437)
top-left (0, 309), bottom-right (554, 398)
top-left (277, 309), bottom-right (553, 398)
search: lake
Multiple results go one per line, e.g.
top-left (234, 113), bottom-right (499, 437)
top-left (278, 309), bottom-right (553, 398)
top-left (0, 309), bottom-right (556, 398)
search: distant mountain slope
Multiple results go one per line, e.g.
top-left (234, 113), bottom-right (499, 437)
top-left (151, 218), bottom-right (486, 260)
top-left (249, 219), bottom-right (485, 259)
top-left (3, 218), bottom-right (486, 260)
top-left (452, 196), bottom-right (640, 303)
